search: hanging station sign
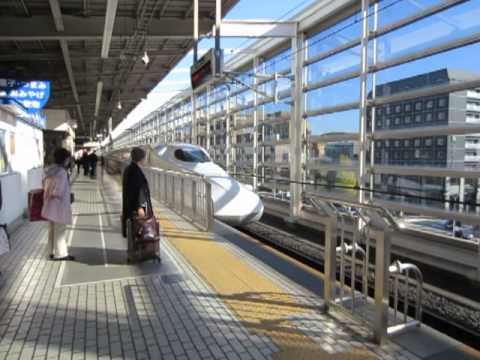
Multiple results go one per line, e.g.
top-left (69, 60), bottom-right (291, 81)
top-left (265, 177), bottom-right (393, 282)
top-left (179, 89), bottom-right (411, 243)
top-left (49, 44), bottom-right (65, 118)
top-left (0, 79), bottom-right (51, 113)
top-left (190, 49), bottom-right (224, 90)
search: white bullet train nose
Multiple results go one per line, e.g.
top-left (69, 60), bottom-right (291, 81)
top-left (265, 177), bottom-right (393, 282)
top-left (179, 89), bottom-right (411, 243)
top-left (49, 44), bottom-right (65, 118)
top-left (208, 176), bottom-right (264, 226)
top-left (149, 143), bottom-right (265, 226)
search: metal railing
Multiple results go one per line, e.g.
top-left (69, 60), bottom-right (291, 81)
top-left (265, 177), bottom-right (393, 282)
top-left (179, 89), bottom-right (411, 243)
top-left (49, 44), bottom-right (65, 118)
top-left (106, 157), bottom-right (214, 232)
top-left (388, 260), bottom-right (423, 336)
top-left (308, 192), bottom-right (424, 345)
top-left (142, 167), bottom-right (214, 231)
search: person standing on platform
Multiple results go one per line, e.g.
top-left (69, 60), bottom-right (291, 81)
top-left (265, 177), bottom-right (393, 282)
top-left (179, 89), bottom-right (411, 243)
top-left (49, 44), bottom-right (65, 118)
top-left (121, 147), bottom-right (151, 238)
top-left (81, 150), bottom-right (89, 176)
top-left (99, 154), bottom-right (105, 180)
top-left (89, 150), bottom-right (98, 178)
top-left (75, 152), bottom-right (82, 174)
top-left (41, 148), bottom-right (75, 261)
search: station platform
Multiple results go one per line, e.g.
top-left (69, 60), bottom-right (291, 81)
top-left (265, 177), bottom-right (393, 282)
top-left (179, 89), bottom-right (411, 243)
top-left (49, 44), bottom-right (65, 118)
top-left (0, 171), bottom-right (478, 360)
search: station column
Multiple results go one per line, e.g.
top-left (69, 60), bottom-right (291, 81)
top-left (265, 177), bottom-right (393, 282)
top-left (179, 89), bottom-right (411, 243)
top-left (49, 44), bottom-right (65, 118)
top-left (289, 26), bottom-right (305, 219)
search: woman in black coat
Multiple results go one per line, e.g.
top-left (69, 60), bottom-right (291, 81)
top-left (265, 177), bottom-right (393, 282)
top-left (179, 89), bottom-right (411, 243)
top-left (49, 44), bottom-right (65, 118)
top-left (121, 147), bottom-right (152, 237)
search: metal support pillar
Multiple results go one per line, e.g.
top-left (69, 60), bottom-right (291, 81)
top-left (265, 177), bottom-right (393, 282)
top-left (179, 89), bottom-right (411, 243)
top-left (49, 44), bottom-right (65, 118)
top-left (289, 26), bottom-right (305, 219)
top-left (476, 178), bottom-right (480, 215)
top-left (192, 93), bottom-right (197, 144)
top-left (215, 0), bottom-right (221, 74)
top-left (324, 214), bottom-right (338, 311)
top-left (444, 176), bottom-right (451, 210)
top-left (232, 113), bottom-right (237, 178)
top-left (374, 228), bottom-right (392, 345)
top-left (459, 176), bottom-right (465, 213)
top-left (253, 56), bottom-right (259, 190)
top-left (225, 87), bottom-right (231, 171)
top-left (369, 3), bottom-right (379, 202)
top-left (193, 0), bottom-right (198, 63)
top-left (358, 0), bottom-right (370, 205)
top-left (206, 85), bottom-right (211, 153)
top-left (206, 182), bottom-right (214, 232)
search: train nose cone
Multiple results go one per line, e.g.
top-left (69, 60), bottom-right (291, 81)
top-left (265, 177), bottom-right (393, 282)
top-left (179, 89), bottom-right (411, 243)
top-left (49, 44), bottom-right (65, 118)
top-left (208, 177), bottom-right (264, 225)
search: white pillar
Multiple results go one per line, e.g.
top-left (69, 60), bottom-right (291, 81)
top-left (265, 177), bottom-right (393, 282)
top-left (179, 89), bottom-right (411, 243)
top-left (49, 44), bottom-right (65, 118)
top-left (358, 0), bottom-right (370, 205)
top-left (192, 93), bottom-right (197, 144)
top-left (289, 27), bottom-right (305, 219)
top-left (206, 85), bottom-right (211, 153)
top-left (369, 2), bottom-right (379, 202)
top-left (225, 87), bottom-right (231, 171)
top-left (253, 56), bottom-right (259, 190)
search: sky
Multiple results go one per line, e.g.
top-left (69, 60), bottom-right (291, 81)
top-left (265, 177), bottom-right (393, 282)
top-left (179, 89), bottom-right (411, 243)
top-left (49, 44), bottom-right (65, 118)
top-left (110, 0), bottom-right (316, 139)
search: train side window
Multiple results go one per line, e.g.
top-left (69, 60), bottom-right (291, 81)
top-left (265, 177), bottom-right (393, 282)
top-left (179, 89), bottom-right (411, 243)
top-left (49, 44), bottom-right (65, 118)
top-left (174, 148), bottom-right (210, 163)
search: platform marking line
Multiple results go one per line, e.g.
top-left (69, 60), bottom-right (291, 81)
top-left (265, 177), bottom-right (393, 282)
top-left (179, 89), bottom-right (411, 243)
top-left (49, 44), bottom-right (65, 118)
top-left (93, 187), bottom-right (110, 268)
top-left (156, 212), bottom-right (375, 360)
top-left (54, 215), bottom-right (78, 288)
top-left (98, 209), bottom-right (109, 268)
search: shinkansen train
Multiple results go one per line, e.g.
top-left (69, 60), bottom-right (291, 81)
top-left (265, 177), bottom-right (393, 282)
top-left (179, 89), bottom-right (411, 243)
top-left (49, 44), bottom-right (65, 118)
top-left (105, 144), bottom-right (264, 226)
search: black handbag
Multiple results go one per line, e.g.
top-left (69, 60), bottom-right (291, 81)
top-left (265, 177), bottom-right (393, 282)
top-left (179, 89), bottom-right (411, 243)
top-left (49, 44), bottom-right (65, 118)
top-left (133, 188), bottom-right (158, 243)
top-left (133, 215), bottom-right (159, 243)
top-left (70, 193), bottom-right (75, 203)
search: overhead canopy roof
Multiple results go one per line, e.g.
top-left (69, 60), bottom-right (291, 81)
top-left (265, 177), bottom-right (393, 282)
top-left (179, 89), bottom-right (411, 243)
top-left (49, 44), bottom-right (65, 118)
top-left (0, 0), bottom-right (237, 136)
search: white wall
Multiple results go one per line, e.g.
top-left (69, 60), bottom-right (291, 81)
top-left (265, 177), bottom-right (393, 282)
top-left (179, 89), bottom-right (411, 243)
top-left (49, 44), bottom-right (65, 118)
top-left (0, 173), bottom-right (24, 226)
top-left (44, 109), bottom-right (76, 154)
top-left (0, 107), bottom-right (44, 226)
top-left (43, 109), bottom-right (72, 130)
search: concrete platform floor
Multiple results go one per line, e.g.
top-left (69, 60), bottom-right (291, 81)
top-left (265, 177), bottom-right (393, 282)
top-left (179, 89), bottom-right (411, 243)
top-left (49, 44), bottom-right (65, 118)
top-left (0, 171), bottom-right (478, 360)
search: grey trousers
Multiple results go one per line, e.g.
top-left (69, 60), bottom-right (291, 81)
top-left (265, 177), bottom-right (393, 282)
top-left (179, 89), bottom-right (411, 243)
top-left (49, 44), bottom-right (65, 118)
top-left (48, 221), bottom-right (68, 258)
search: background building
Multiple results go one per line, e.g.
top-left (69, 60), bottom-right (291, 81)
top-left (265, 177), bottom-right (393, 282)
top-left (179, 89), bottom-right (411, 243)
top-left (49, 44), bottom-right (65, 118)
top-left (368, 69), bottom-right (480, 210)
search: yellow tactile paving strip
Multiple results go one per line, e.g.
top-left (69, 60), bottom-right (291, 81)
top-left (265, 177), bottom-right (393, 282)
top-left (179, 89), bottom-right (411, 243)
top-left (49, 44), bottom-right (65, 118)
top-left (156, 210), bottom-right (375, 360)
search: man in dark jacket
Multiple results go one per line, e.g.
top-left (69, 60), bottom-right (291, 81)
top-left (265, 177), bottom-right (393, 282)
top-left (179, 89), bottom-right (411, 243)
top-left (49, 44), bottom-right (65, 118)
top-left (89, 150), bottom-right (98, 178)
top-left (121, 147), bottom-right (151, 238)
top-left (81, 150), bottom-right (89, 176)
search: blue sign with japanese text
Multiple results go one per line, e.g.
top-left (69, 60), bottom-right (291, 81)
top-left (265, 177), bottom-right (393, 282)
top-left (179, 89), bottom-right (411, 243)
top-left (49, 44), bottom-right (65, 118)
top-left (0, 79), bottom-right (51, 113)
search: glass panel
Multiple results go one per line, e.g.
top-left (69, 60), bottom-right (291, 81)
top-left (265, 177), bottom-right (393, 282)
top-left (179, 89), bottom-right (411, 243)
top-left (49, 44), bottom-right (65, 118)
top-left (377, 0), bottom-right (453, 28)
top-left (263, 49), bottom-right (292, 75)
top-left (307, 45), bottom-right (361, 84)
top-left (375, 1), bottom-right (480, 63)
top-left (372, 175), bottom-right (480, 217)
top-left (307, 78), bottom-right (361, 111)
top-left (234, 108), bottom-right (254, 130)
top-left (308, 140), bottom-right (359, 166)
top-left (306, 109), bottom-right (359, 137)
top-left (304, 169), bottom-right (359, 199)
top-left (306, 11), bottom-right (362, 58)
top-left (257, 166), bottom-right (290, 198)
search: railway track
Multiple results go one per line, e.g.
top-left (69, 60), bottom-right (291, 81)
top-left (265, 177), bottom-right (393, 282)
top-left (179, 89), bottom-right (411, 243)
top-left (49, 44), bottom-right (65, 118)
top-left (239, 219), bottom-right (480, 349)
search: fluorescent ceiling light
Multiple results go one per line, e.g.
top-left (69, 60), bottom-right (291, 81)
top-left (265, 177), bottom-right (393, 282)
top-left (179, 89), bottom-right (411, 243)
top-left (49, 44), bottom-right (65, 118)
top-left (101, 0), bottom-right (119, 59)
top-left (94, 80), bottom-right (103, 117)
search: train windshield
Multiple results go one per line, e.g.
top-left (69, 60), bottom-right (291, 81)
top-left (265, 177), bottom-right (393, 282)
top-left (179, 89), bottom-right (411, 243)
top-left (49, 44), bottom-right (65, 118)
top-left (174, 148), bottom-right (210, 163)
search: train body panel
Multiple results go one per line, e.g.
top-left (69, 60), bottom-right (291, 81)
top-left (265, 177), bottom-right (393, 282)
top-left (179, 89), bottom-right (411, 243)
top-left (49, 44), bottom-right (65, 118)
top-left (105, 144), bottom-right (264, 226)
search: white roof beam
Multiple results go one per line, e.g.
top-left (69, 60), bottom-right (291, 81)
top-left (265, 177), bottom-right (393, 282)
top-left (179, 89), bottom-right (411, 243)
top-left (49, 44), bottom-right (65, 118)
top-left (217, 20), bottom-right (297, 38)
top-left (159, 0), bottom-right (171, 17)
top-left (184, 2), bottom-right (194, 18)
top-left (48, 0), bottom-right (84, 128)
top-left (101, 0), bottom-right (119, 59)
top-left (48, 0), bottom-right (64, 31)
top-left (0, 16), bottom-right (212, 41)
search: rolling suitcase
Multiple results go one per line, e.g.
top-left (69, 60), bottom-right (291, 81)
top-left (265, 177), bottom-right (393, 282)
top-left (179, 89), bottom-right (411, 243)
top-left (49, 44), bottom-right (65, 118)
top-left (28, 189), bottom-right (47, 221)
top-left (126, 215), bottom-right (161, 263)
